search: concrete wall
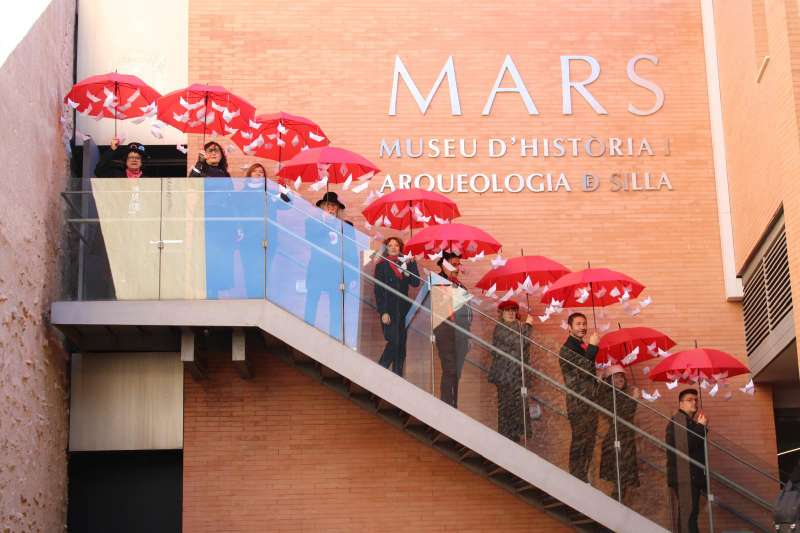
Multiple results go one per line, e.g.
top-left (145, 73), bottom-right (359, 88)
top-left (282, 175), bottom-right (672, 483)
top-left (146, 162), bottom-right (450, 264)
top-left (0, 0), bottom-right (74, 530)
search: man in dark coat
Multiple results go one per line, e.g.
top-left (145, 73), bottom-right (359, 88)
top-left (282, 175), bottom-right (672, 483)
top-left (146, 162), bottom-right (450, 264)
top-left (374, 236), bottom-right (420, 376)
top-left (304, 192), bottom-right (357, 342)
top-left (94, 139), bottom-right (147, 177)
top-left (559, 312), bottom-right (600, 482)
top-left (665, 388), bottom-right (709, 533)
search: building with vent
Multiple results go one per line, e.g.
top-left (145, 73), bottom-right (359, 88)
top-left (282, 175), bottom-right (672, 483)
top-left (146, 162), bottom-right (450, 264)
top-left (1, 1), bottom-right (799, 532)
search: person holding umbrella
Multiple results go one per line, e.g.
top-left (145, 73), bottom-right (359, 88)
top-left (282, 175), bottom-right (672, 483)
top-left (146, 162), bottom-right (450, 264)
top-left (374, 236), bottom-right (420, 376)
top-left (489, 300), bottom-right (535, 443)
top-left (189, 141), bottom-right (230, 177)
top-left (94, 139), bottom-right (148, 178)
top-left (559, 312), bottom-right (601, 482)
top-left (597, 365), bottom-right (640, 502)
top-left (665, 388), bottom-right (709, 533)
top-left (432, 252), bottom-right (473, 408)
top-left (304, 192), bottom-right (357, 342)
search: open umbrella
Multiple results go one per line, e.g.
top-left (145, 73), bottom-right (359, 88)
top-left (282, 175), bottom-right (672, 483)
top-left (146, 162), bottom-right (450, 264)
top-left (277, 146), bottom-right (379, 191)
top-left (543, 266), bottom-right (645, 327)
top-left (231, 111), bottom-right (330, 165)
top-left (649, 347), bottom-right (750, 405)
top-left (362, 188), bottom-right (460, 236)
top-left (476, 254), bottom-right (569, 309)
top-left (596, 326), bottom-right (676, 368)
top-left (64, 72), bottom-right (161, 137)
top-left (157, 83), bottom-right (255, 143)
top-left (404, 223), bottom-right (501, 260)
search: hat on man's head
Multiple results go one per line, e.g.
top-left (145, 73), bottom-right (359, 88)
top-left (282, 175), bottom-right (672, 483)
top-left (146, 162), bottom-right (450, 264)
top-left (497, 300), bottom-right (520, 311)
top-left (605, 364), bottom-right (626, 378)
top-left (316, 191), bottom-right (345, 210)
top-left (125, 142), bottom-right (147, 158)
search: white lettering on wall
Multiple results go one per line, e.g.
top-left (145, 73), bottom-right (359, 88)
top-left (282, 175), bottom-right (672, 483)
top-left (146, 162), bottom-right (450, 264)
top-left (389, 56), bottom-right (461, 116)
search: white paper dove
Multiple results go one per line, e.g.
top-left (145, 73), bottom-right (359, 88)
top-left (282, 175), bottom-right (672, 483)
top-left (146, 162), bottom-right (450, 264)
top-left (222, 107), bottom-right (239, 123)
top-left (485, 283), bottom-right (497, 297)
top-left (609, 287), bottom-right (621, 298)
top-left (700, 380), bottom-right (709, 390)
top-left (593, 287), bottom-right (607, 298)
top-left (415, 213), bottom-right (432, 223)
top-left (179, 96), bottom-right (203, 110)
top-left (646, 342), bottom-right (658, 356)
top-left (641, 389), bottom-right (661, 402)
top-left (560, 320), bottom-right (569, 330)
top-left (433, 215), bottom-right (449, 225)
top-left (739, 379), bottom-right (755, 395)
top-left (538, 312), bottom-right (552, 323)
top-left (342, 175), bottom-right (353, 190)
top-left (277, 122), bottom-right (288, 134)
top-left (309, 177), bottom-right (328, 192)
top-left (66, 97), bottom-right (80, 109)
top-left (642, 366), bottom-right (651, 376)
top-left (351, 181), bottom-right (370, 194)
top-left (248, 118), bottom-right (261, 129)
top-left (666, 379), bottom-right (679, 390)
top-left (308, 131), bottom-right (325, 142)
top-left (639, 296), bottom-right (652, 308)
top-left (621, 346), bottom-right (640, 365)
top-left (499, 289), bottom-right (514, 302)
top-left (575, 287), bottom-right (590, 304)
top-left (427, 251), bottom-right (444, 262)
top-left (491, 254), bottom-right (507, 269)
top-left (520, 276), bottom-right (534, 293)
top-left (85, 90), bottom-right (100, 103)
top-left (709, 383), bottom-right (719, 397)
top-left (176, 144), bottom-right (188, 155)
top-left (619, 289), bottom-right (631, 303)
top-left (150, 124), bottom-right (164, 139)
top-left (382, 216), bottom-right (393, 227)
top-left (467, 251), bottom-right (485, 262)
top-left (627, 305), bottom-right (641, 317)
top-left (131, 116), bottom-right (147, 125)
top-left (657, 348), bottom-right (671, 358)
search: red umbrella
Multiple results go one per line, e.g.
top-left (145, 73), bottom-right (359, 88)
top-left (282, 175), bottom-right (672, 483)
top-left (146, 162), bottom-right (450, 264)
top-left (404, 223), bottom-right (501, 260)
top-left (362, 188), bottom-right (460, 234)
top-left (476, 255), bottom-right (569, 293)
top-left (64, 72), bottom-right (161, 136)
top-left (230, 111), bottom-right (330, 164)
top-left (596, 326), bottom-right (676, 367)
top-left (649, 348), bottom-right (749, 383)
top-left (277, 146), bottom-right (379, 188)
top-left (543, 267), bottom-right (645, 307)
top-left (157, 83), bottom-right (255, 143)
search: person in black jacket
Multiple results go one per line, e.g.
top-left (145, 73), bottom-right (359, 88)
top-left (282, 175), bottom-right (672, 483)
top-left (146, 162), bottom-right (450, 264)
top-left (94, 139), bottom-right (147, 178)
top-left (666, 388), bottom-right (709, 533)
top-left (559, 312), bottom-right (600, 482)
top-left (189, 141), bottom-right (230, 177)
top-left (374, 236), bottom-right (420, 376)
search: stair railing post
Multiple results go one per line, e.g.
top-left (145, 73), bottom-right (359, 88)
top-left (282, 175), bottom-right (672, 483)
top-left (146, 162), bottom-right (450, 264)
top-left (704, 430), bottom-right (715, 532)
top-left (610, 379), bottom-right (623, 502)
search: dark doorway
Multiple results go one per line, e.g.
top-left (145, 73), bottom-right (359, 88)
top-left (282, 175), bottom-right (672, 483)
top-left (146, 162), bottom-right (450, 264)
top-left (68, 450), bottom-right (182, 533)
top-left (776, 407), bottom-right (800, 481)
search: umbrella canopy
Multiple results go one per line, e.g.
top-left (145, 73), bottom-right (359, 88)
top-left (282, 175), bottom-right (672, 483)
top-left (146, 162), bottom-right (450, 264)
top-left (362, 188), bottom-right (460, 231)
top-left (231, 111), bottom-right (329, 162)
top-left (596, 326), bottom-right (676, 367)
top-left (649, 348), bottom-right (749, 383)
top-left (156, 83), bottom-right (255, 139)
top-left (277, 146), bottom-right (379, 186)
top-left (476, 255), bottom-right (569, 293)
top-left (543, 267), bottom-right (645, 307)
top-left (64, 72), bottom-right (161, 135)
top-left (404, 223), bottom-right (501, 260)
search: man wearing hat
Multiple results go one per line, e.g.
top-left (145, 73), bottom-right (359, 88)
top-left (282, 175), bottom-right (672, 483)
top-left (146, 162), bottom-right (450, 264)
top-left (94, 137), bottom-right (148, 178)
top-left (304, 192), bottom-right (358, 343)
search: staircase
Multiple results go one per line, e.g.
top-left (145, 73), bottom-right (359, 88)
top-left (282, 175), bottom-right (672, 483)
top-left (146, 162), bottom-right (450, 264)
top-left (53, 298), bottom-right (660, 532)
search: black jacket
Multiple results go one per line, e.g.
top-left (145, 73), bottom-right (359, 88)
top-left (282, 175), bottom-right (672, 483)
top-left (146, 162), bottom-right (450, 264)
top-left (559, 335), bottom-right (599, 398)
top-left (189, 158), bottom-right (230, 177)
top-left (666, 410), bottom-right (708, 489)
top-left (374, 259), bottom-right (420, 320)
top-left (94, 146), bottom-right (145, 177)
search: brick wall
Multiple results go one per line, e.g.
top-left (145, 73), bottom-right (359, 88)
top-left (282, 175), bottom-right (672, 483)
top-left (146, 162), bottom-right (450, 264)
top-left (186, 0), bottom-right (779, 527)
top-left (183, 353), bottom-right (571, 532)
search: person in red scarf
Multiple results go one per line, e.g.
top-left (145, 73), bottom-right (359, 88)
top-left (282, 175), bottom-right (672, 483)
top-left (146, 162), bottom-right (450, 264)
top-left (94, 138), bottom-right (148, 178)
top-left (374, 236), bottom-right (420, 376)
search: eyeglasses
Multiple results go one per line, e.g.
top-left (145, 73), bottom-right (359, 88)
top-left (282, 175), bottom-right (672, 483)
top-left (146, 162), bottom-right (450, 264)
top-left (127, 155), bottom-right (142, 161)
top-left (205, 146), bottom-right (221, 154)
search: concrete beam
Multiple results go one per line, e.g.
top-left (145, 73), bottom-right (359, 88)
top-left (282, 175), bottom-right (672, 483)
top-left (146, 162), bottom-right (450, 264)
top-left (232, 328), bottom-right (252, 379)
top-left (180, 328), bottom-right (206, 380)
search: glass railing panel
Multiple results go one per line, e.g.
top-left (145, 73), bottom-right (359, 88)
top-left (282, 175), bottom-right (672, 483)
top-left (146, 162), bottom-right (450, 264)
top-left (159, 178), bottom-right (266, 300)
top-left (64, 177), bottom-right (162, 300)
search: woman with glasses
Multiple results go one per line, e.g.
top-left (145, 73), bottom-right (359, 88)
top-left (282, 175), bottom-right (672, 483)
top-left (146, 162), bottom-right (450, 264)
top-left (189, 141), bottom-right (230, 177)
top-left (94, 138), bottom-right (148, 178)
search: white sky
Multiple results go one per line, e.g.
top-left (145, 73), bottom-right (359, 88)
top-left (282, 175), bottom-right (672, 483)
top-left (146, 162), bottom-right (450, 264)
top-left (0, 0), bottom-right (53, 68)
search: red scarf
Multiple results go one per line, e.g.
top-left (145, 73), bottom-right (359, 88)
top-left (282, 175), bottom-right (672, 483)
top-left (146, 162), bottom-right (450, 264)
top-left (384, 256), bottom-right (404, 279)
top-left (126, 169), bottom-right (142, 179)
